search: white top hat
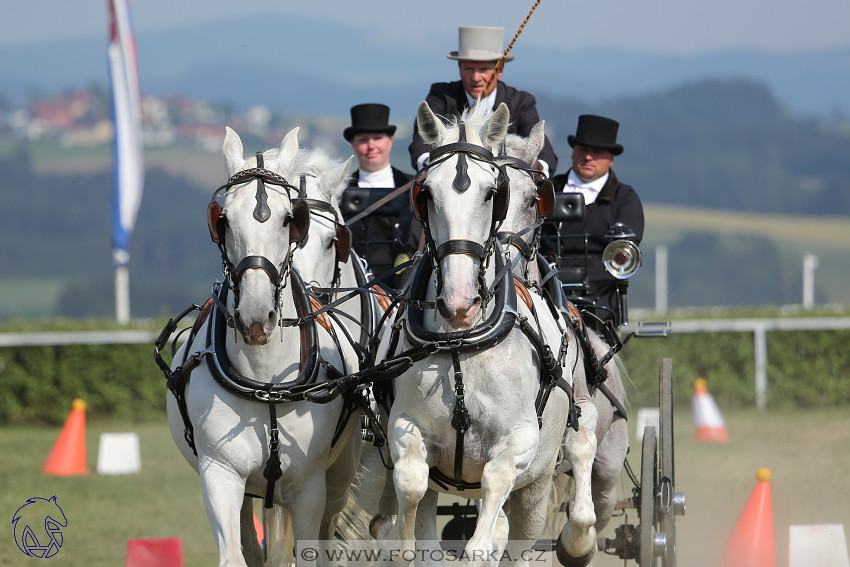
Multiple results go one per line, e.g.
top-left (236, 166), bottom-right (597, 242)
top-left (447, 26), bottom-right (514, 62)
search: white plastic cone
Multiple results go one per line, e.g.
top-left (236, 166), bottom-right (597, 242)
top-left (692, 378), bottom-right (729, 442)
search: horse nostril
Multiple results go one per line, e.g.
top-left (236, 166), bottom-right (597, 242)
top-left (436, 297), bottom-right (452, 319)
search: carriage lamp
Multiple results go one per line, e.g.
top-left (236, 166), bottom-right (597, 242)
top-left (602, 223), bottom-right (642, 280)
top-left (601, 222), bottom-right (642, 326)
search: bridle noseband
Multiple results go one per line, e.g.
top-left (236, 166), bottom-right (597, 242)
top-left (207, 152), bottom-right (311, 317)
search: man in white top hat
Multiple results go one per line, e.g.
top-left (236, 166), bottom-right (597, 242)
top-left (408, 25), bottom-right (558, 175)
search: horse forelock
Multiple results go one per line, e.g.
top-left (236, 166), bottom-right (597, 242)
top-left (293, 148), bottom-right (349, 201)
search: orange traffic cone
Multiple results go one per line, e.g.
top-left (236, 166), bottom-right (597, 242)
top-left (692, 378), bottom-right (729, 441)
top-left (719, 468), bottom-right (776, 567)
top-left (41, 399), bottom-right (88, 476)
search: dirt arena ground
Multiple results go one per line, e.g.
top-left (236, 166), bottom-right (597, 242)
top-left (586, 406), bottom-right (850, 567)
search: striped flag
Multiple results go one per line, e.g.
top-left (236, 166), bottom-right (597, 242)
top-left (108, 0), bottom-right (144, 266)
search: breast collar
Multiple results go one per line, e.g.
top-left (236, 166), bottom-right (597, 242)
top-left (206, 270), bottom-right (321, 402)
top-left (402, 248), bottom-right (518, 352)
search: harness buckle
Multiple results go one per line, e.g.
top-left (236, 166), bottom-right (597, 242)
top-left (434, 339), bottom-right (465, 352)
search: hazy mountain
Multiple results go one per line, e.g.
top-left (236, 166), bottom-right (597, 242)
top-left (1, 14), bottom-right (848, 120)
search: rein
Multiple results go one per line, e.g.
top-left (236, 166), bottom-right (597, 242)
top-left (367, 247), bottom-right (577, 489)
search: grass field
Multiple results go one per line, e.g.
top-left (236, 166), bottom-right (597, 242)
top-left (2, 405), bottom-right (848, 566)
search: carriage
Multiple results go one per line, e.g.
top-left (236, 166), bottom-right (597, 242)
top-left (154, 108), bottom-right (685, 567)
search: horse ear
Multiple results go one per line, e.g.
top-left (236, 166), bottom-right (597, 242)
top-left (223, 126), bottom-right (245, 175)
top-left (526, 120), bottom-right (546, 165)
top-left (274, 126), bottom-right (300, 172)
top-left (417, 101), bottom-right (445, 147)
top-left (484, 103), bottom-right (510, 149)
top-left (326, 155), bottom-right (356, 199)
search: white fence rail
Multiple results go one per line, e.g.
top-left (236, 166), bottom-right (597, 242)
top-left (666, 317), bottom-right (850, 409)
top-left (3, 317), bottom-right (850, 409)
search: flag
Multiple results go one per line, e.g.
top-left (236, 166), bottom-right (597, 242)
top-left (108, 0), bottom-right (144, 266)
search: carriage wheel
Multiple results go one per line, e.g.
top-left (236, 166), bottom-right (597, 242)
top-left (638, 426), bottom-right (658, 566)
top-left (658, 359), bottom-right (679, 567)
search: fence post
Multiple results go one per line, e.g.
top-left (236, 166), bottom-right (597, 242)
top-left (754, 324), bottom-right (768, 410)
top-left (655, 244), bottom-right (668, 315)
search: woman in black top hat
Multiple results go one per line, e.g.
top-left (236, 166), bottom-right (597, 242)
top-left (540, 114), bottom-right (645, 326)
top-left (340, 103), bottom-right (422, 289)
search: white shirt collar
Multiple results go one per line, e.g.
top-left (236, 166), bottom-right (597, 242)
top-left (358, 166), bottom-right (394, 188)
top-left (465, 86), bottom-right (498, 115)
top-left (564, 170), bottom-right (608, 205)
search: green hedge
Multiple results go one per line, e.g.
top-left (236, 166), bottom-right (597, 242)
top-left (619, 329), bottom-right (850, 410)
top-left (0, 343), bottom-right (165, 425)
top-left (1, 327), bottom-right (849, 424)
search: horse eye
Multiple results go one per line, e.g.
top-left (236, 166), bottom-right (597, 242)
top-left (326, 237), bottom-right (337, 250)
top-left (282, 215), bottom-right (292, 227)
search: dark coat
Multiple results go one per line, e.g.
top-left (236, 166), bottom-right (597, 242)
top-left (540, 169), bottom-right (644, 322)
top-left (408, 80), bottom-right (558, 172)
top-left (343, 167), bottom-right (422, 286)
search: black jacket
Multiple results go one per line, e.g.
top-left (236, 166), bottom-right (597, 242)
top-left (408, 80), bottom-right (558, 173)
top-left (343, 167), bottom-right (422, 285)
top-left (540, 169), bottom-right (644, 322)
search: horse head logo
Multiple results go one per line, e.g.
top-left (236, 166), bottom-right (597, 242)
top-left (12, 496), bottom-right (68, 558)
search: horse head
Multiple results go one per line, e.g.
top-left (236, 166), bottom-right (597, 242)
top-left (413, 100), bottom-right (510, 329)
top-left (211, 126), bottom-right (307, 345)
top-left (291, 147), bottom-right (356, 293)
top-left (496, 121), bottom-right (554, 284)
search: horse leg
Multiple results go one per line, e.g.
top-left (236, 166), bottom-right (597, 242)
top-left (287, 472), bottom-right (330, 565)
top-left (321, 430), bottom-right (362, 541)
top-left (503, 460), bottom-right (557, 567)
top-left (413, 489), bottom-right (444, 567)
top-left (556, 403), bottom-right (599, 567)
top-left (591, 417), bottom-right (629, 532)
top-left (239, 496), bottom-right (264, 567)
top-left (464, 448), bottom-right (518, 567)
top-left (371, 419), bottom-right (429, 561)
top-left (263, 504), bottom-right (293, 567)
top-left (198, 457), bottom-right (251, 567)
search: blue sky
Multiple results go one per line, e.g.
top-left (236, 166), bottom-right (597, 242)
top-left (3, 0), bottom-right (849, 55)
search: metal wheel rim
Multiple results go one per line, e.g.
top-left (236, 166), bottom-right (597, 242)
top-left (659, 358), bottom-right (677, 566)
top-left (639, 426), bottom-right (657, 566)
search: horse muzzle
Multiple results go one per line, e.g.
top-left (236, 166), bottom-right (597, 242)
top-left (436, 291), bottom-right (482, 329)
top-left (234, 306), bottom-right (278, 345)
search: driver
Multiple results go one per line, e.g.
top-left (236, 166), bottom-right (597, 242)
top-left (540, 114), bottom-right (644, 326)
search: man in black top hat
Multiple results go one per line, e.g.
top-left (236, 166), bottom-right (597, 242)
top-left (540, 114), bottom-right (644, 325)
top-left (408, 26), bottom-right (558, 176)
top-left (340, 103), bottom-right (422, 288)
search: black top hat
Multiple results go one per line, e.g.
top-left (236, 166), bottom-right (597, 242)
top-left (567, 114), bottom-right (624, 156)
top-left (343, 103), bottom-right (397, 142)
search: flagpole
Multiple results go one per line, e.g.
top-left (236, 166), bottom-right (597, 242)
top-left (115, 260), bottom-right (131, 324)
top-left (108, 0), bottom-right (144, 324)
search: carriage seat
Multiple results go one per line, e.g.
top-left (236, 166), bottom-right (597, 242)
top-left (340, 187), bottom-right (404, 218)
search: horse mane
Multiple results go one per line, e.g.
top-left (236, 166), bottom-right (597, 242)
top-left (264, 145), bottom-right (351, 202)
top-left (456, 102), bottom-right (513, 140)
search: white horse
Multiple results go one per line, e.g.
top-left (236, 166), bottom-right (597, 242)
top-left (288, 140), bottom-right (399, 520)
top-left (497, 125), bottom-right (631, 567)
top-left (370, 102), bottom-right (582, 567)
top-left (164, 126), bottom-right (361, 567)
